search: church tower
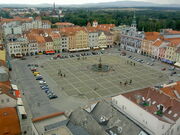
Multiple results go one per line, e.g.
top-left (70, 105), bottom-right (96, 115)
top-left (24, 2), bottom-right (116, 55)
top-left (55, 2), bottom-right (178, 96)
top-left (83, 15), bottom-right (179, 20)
top-left (131, 11), bottom-right (137, 28)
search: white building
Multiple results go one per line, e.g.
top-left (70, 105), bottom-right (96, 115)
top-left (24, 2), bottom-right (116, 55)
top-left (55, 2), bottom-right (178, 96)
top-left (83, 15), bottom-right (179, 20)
top-left (112, 87), bottom-right (180, 135)
top-left (42, 20), bottom-right (51, 29)
top-left (7, 37), bottom-right (29, 57)
top-left (3, 24), bottom-right (22, 36)
top-left (86, 27), bottom-right (99, 49)
top-left (60, 34), bottom-right (69, 52)
top-left (120, 14), bottom-right (144, 53)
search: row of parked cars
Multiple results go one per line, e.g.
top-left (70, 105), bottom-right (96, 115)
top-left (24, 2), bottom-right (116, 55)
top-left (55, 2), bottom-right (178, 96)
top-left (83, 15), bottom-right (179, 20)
top-left (28, 64), bottom-right (58, 100)
top-left (128, 55), bottom-right (154, 66)
top-left (52, 51), bottom-right (105, 60)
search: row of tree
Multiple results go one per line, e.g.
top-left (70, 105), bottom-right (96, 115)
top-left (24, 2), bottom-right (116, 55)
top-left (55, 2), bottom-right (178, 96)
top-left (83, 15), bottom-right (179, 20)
top-left (1, 8), bottom-right (180, 32)
top-left (63, 8), bottom-right (180, 32)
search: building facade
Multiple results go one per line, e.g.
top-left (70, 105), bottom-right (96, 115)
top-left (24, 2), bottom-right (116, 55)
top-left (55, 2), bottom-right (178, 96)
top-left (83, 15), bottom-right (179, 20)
top-left (121, 15), bottom-right (144, 53)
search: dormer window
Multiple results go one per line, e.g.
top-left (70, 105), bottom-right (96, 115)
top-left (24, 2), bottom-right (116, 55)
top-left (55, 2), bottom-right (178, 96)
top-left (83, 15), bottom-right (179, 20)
top-left (173, 113), bottom-right (178, 118)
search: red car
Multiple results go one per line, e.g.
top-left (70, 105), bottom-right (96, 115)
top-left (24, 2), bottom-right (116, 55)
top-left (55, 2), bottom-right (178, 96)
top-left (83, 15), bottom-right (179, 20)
top-left (31, 68), bottom-right (36, 72)
top-left (56, 54), bottom-right (61, 57)
top-left (161, 68), bottom-right (166, 71)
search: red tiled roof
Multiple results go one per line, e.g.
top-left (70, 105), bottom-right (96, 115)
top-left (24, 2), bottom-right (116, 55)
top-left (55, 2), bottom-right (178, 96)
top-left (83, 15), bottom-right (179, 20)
top-left (145, 32), bottom-right (160, 41)
top-left (86, 27), bottom-right (97, 32)
top-left (122, 87), bottom-right (180, 122)
top-left (44, 36), bottom-right (53, 42)
top-left (0, 107), bottom-right (21, 135)
top-left (55, 22), bottom-right (74, 26)
top-left (96, 24), bottom-right (115, 32)
top-left (167, 39), bottom-right (180, 47)
top-left (32, 112), bottom-right (64, 122)
top-left (0, 17), bottom-right (33, 22)
top-left (160, 81), bottom-right (180, 101)
top-left (153, 39), bottom-right (163, 47)
top-left (165, 30), bottom-right (180, 34)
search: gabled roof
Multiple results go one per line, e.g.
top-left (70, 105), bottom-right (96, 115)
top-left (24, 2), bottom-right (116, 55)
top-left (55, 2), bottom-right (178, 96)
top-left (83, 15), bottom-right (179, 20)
top-left (0, 107), bottom-right (21, 135)
top-left (153, 39), bottom-right (163, 47)
top-left (122, 87), bottom-right (180, 122)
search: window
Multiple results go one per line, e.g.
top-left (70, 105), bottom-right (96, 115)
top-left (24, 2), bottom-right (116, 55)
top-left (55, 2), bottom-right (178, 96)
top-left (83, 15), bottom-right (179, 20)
top-left (6, 99), bottom-right (9, 102)
top-left (1, 99), bottom-right (4, 103)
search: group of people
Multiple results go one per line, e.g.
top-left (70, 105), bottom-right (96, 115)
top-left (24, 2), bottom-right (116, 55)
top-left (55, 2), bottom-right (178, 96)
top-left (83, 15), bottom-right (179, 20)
top-left (58, 69), bottom-right (66, 77)
top-left (120, 79), bottom-right (132, 86)
top-left (126, 60), bottom-right (136, 66)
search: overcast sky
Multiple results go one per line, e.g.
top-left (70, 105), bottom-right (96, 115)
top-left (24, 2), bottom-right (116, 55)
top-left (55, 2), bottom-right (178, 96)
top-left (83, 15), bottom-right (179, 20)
top-left (0, 0), bottom-right (179, 5)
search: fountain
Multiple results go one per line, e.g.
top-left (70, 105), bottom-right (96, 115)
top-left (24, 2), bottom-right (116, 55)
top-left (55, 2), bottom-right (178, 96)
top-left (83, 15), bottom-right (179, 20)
top-left (91, 57), bottom-right (110, 72)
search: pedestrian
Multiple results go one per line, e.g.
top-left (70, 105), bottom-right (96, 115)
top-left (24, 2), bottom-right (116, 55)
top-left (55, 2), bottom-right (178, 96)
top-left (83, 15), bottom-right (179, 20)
top-left (134, 63), bottom-right (135, 66)
top-left (60, 73), bottom-right (62, 77)
top-left (120, 81), bottom-right (122, 85)
top-left (64, 74), bottom-right (66, 77)
top-left (129, 79), bottom-right (132, 84)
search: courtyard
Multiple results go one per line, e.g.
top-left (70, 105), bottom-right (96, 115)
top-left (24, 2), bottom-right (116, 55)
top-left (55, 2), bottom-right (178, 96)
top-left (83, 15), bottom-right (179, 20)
top-left (39, 54), bottom-right (168, 102)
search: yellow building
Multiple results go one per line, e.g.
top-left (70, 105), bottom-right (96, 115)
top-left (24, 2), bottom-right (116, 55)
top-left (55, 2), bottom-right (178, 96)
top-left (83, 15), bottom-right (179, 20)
top-left (0, 44), bottom-right (6, 61)
top-left (98, 31), bottom-right (107, 48)
top-left (141, 32), bottom-right (159, 56)
top-left (165, 40), bottom-right (180, 62)
top-left (61, 27), bottom-right (89, 51)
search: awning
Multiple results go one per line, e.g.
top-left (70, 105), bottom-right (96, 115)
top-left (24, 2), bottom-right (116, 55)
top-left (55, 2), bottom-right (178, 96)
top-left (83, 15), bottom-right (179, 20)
top-left (11, 84), bottom-right (18, 90)
top-left (69, 47), bottom-right (90, 52)
top-left (174, 62), bottom-right (180, 67)
top-left (161, 58), bottom-right (174, 64)
top-left (17, 98), bottom-right (23, 105)
top-left (15, 90), bottom-right (21, 98)
top-left (99, 45), bottom-right (107, 48)
top-left (17, 106), bottom-right (27, 115)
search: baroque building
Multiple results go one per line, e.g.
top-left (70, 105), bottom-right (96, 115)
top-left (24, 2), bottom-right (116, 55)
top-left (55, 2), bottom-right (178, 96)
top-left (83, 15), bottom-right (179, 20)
top-left (120, 13), bottom-right (144, 53)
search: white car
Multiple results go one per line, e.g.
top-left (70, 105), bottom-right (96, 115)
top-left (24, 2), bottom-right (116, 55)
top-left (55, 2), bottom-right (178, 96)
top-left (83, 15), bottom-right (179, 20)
top-left (39, 80), bottom-right (46, 85)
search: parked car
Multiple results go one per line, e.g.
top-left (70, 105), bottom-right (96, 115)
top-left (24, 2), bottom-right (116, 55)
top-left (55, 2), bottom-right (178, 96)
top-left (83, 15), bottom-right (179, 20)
top-left (149, 63), bottom-right (154, 66)
top-left (39, 80), bottom-right (46, 85)
top-left (169, 66), bottom-right (175, 71)
top-left (36, 76), bottom-right (43, 80)
top-left (161, 68), bottom-right (166, 71)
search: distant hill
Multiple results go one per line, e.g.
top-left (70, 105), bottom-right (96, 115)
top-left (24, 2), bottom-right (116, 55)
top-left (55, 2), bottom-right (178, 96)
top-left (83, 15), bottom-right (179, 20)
top-left (0, 1), bottom-right (180, 8)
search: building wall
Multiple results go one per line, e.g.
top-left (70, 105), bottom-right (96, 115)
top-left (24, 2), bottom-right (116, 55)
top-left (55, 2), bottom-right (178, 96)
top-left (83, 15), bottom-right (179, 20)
top-left (165, 46), bottom-right (176, 62)
top-left (29, 42), bottom-right (38, 55)
top-left (112, 95), bottom-right (172, 135)
top-left (61, 36), bottom-right (68, 51)
top-left (45, 42), bottom-right (54, 51)
top-left (151, 46), bottom-right (160, 59)
top-left (106, 34), bottom-right (113, 47)
top-left (52, 38), bottom-right (61, 52)
top-left (159, 47), bottom-right (166, 59)
top-left (7, 42), bottom-right (21, 56)
top-left (0, 94), bottom-right (17, 108)
top-left (0, 49), bottom-right (6, 61)
top-left (75, 30), bottom-right (88, 49)
top-left (88, 32), bottom-right (98, 48)
top-left (98, 32), bottom-right (107, 48)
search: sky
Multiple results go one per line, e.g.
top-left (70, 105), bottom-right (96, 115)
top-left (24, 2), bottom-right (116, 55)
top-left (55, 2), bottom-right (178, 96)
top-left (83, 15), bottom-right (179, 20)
top-left (0, 0), bottom-right (179, 5)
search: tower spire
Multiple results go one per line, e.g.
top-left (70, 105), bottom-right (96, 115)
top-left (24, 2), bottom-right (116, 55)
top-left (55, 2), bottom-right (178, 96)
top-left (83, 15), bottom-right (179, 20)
top-left (131, 11), bottom-right (137, 28)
